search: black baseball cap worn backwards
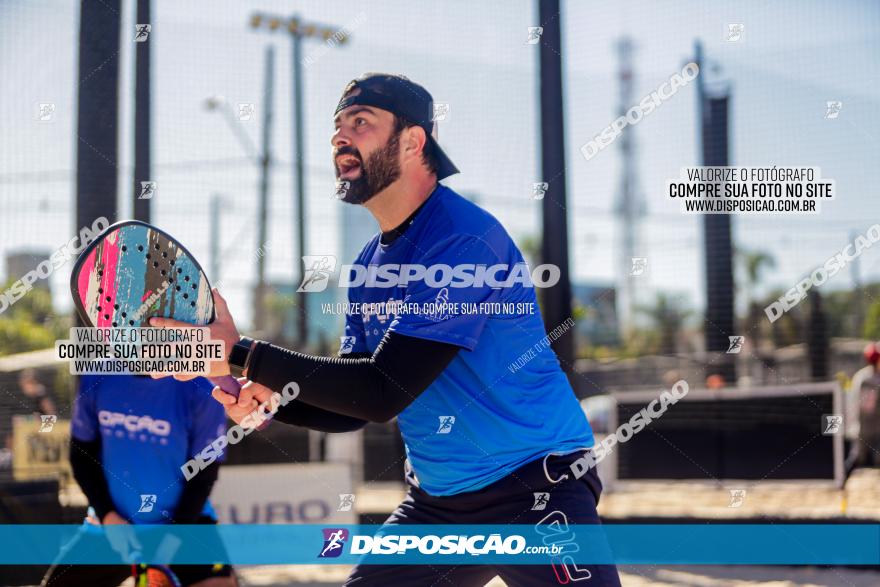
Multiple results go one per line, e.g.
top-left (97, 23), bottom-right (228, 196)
top-left (334, 73), bottom-right (459, 180)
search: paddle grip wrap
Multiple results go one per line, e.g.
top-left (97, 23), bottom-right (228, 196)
top-left (210, 375), bottom-right (241, 398)
top-left (208, 375), bottom-right (270, 430)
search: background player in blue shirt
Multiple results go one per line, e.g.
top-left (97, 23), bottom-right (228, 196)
top-left (154, 73), bottom-right (621, 586)
top-left (41, 374), bottom-right (237, 587)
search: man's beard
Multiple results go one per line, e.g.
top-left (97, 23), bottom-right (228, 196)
top-left (335, 131), bottom-right (401, 205)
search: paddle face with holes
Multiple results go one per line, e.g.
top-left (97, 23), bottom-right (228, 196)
top-left (70, 220), bottom-right (243, 399)
top-left (71, 221), bottom-right (213, 328)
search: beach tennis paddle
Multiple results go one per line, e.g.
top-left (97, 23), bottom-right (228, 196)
top-left (69, 219), bottom-right (242, 399)
top-left (131, 563), bottom-right (182, 587)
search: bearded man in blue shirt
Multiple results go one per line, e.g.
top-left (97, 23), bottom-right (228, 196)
top-left (155, 73), bottom-right (621, 587)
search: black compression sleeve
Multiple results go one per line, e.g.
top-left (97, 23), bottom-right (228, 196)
top-left (69, 437), bottom-right (116, 520)
top-left (272, 400), bottom-right (370, 432)
top-left (270, 353), bottom-right (371, 432)
top-left (173, 460), bottom-right (219, 523)
top-left (247, 332), bottom-right (460, 423)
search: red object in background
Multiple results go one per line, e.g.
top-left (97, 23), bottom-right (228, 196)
top-left (864, 342), bottom-right (880, 366)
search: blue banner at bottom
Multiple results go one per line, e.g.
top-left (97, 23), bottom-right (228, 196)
top-left (0, 524), bottom-right (877, 565)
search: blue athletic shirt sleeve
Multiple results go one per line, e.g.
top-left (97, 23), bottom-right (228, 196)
top-left (342, 287), bottom-right (370, 356)
top-left (340, 239), bottom-right (377, 356)
top-left (389, 234), bottom-right (502, 351)
top-left (187, 377), bottom-right (228, 462)
top-left (71, 375), bottom-right (100, 442)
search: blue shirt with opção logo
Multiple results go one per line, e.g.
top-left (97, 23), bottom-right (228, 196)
top-left (71, 374), bottom-right (227, 523)
top-left (342, 185), bottom-right (595, 496)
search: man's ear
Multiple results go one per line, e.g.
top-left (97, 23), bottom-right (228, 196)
top-left (401, 125), bottom-right (427, 164)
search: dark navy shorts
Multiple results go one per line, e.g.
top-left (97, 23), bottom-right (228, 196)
top-left (344, 450), bottom-right (622, 586)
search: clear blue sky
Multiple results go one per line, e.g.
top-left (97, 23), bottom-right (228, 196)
top-left (1, 0), bottom-right (878, 328)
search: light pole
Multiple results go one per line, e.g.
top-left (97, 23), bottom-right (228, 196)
top-left (204, 95), bottom-right (260, 161)
top-left (250, 12), bottom-right (349, 349)
top-left (204, 45), bottom-right (275, 333)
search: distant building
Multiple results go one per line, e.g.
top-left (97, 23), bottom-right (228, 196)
top-left (571, 282), bottom-right (619, 347)
top-left (5, 251), bottom-right (51, 291)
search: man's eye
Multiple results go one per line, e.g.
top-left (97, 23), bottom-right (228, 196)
top-left (355, 118), bottom-right (366, 126)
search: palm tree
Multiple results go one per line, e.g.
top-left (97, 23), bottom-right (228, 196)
top-left (636, 292), bottom-right (692, 356)
top-left (736, 249), bottom-right (776, 344)
top-left (738, 249), bottom-right (776, 304)
top-left (517, 234), bottom-right (540, 268)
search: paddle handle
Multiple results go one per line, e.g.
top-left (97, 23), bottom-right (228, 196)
top-left (210, 375), bottom-right (242, 398)
top-left (208, 375), bottom-right (271, 430)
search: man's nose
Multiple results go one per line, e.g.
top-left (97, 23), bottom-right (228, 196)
top-left (331, 128), bottom-right (351, 148)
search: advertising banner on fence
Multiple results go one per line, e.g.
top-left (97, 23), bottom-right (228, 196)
top-left (210, 463), bottom-right (356, 525)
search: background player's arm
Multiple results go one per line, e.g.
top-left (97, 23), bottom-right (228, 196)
top-left (69, 436), bottom-right (117, 522)
top-left (69, 378), bottom-right (118, 522)
top-left (173, 461), bottom-right (219, 523)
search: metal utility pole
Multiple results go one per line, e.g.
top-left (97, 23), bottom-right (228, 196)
top-left (76, 0), bottom-right (121, 240)
top-left (132, 0), bottom-right (152, 222)
top-left (695, 40), bottom-right (736, 385)
top-left (807, 290), bottom-right (829, 380)
top-left (694, 41), bottom-right (704, 146)
top-left (849, 229), bottom-right (864, 334)
top-left (203, 91), bottom-right (265, 328)
top-left (291, 32), bottom-right (308, 349)
top-left (538, 0), bottom-right (574, 375)
top-left (209, 194), bottom-right (222, 284)
top-left (204, 96), bottom-right (260, 161)
top-left (250, 13), bottom-right (349, 348)
top-left (614, 37), bottom-right (646, 336)
top-left (254, 45), bottom-right (275, 334)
